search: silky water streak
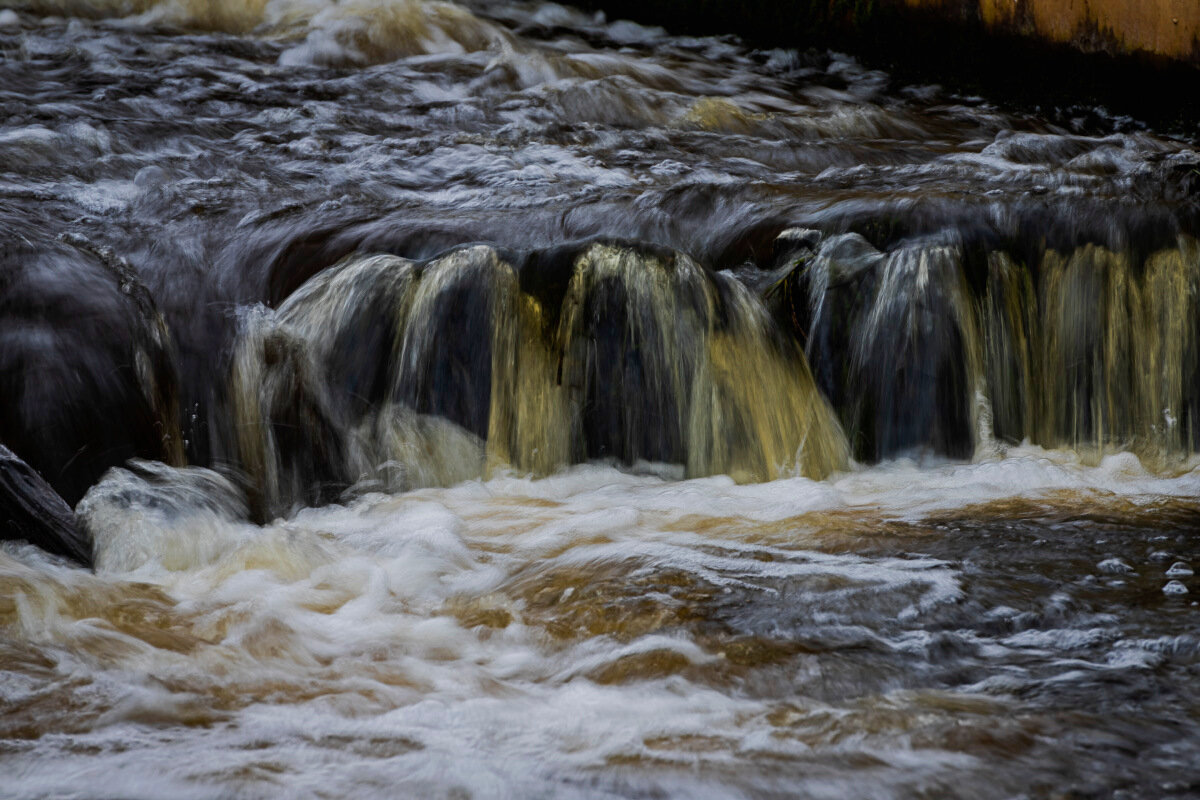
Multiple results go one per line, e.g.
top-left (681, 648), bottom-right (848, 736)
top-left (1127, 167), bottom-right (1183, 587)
top-left (229, 242), bottom-right (849, 517)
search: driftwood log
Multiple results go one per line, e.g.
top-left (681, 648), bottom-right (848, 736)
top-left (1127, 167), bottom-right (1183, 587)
top-left (0, 444), bottom-right (91, 566)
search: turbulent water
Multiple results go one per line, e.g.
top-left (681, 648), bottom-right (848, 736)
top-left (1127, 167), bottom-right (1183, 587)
top-left (2, 0), bottom-right (1200, 797)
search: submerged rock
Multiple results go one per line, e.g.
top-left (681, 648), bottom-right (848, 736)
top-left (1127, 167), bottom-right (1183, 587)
top-left (77, 459), bottom-right (249, 574)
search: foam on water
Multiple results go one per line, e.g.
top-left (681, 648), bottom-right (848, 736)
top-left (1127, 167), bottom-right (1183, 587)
top-left (4, 451), bottom-right (1199, 797)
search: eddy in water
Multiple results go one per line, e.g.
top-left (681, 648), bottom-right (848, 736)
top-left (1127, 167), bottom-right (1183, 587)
top-left (1, 0), bottom-right (1199, 797)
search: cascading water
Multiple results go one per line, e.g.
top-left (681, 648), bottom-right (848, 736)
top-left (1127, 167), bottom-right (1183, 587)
top-left (1, 0), bottom-right (1199, 797)
top-left (768, 231), bottom-right (1200, 465)
top-left (227, 240), bottom-right (847, 518)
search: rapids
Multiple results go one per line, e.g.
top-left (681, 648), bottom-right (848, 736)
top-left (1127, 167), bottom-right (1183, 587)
top-left (1, 0), bottom-right (1199, 796)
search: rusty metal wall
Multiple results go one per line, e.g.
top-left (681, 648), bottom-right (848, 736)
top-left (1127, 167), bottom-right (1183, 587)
top-left (907, 0), bottom-right (1200, 64)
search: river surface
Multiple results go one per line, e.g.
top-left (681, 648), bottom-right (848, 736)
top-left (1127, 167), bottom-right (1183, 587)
top-left (1, 1), bottom-right (1200, 798)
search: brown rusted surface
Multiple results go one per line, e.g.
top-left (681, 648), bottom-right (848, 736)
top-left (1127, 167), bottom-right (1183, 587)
top-left (898, 0), bottom-right (1200, 64)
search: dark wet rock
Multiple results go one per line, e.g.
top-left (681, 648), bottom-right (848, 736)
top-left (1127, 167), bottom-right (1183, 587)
top-left (769, 233), bottom-right (879, 421)
top-left (771, 233), bottom-right (978, 461)
top-left (772, 228), bottom-right (823, 263)
top-left (979, 251), bottom-right (1036, 445)
top-left (0, 235), bottom-right (183, 505)
top-left (231, 316), bottom-right (350, 522)
top-left (575, 265), bottom-right (686, 464)
top-left (396, 250), bottom-right (501, 440)
top-left (0, 444), bottom-right (91, 566)
top-left (841, 241), bottom-right (977, 461)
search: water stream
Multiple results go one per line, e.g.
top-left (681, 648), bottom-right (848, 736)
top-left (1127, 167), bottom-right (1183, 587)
top-left (1, 1), bottom-right (1199, 796)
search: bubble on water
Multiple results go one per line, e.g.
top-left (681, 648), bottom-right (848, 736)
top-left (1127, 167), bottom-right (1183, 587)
top-left (1105, 647), bottom-right (1160, 670)
top-left (1166, 562), bottom-right (1194, 578)
top-left (134, 165), bottom-right (168, 189)
top-left (1098, 558), bottom-right (1133, 575)
top-left (1163, 580), bottom-right (1189, 596)
top-left (1148, 550), bottom-right (1175, 562)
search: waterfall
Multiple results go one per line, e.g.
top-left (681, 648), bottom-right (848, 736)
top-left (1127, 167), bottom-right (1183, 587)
top-left (768, 231), bottom-right (1200, 466)
top-left (228, 241), bottom-right (850, 515)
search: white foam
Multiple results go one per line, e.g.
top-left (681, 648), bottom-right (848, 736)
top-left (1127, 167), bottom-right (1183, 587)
top-left (2, 443), bottom-right (1195, 797)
